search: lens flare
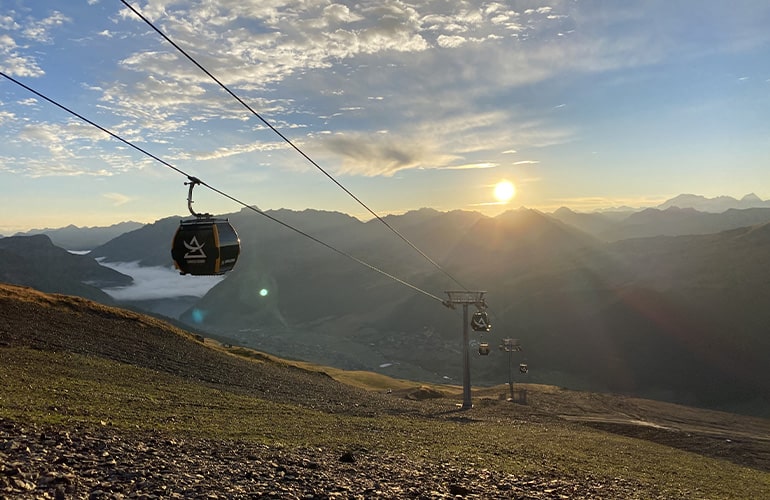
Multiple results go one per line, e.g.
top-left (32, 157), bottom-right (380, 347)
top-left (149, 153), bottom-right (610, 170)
top-left (191, 308), bottom-right (206, 324)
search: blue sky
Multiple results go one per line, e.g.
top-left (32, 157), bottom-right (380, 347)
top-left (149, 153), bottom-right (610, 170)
top-left (1, 0), bottom-right (769, 234)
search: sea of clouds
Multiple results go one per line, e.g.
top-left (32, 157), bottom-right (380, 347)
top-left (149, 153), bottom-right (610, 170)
top-left (98, 260), bottom-right (224, 300)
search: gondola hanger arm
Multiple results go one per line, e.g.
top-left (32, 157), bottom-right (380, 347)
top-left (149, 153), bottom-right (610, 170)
top-left (185, 177), bottom-right (211, 218)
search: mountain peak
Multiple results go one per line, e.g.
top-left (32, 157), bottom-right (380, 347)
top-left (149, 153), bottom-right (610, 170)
top-left (741, 193), bottom-right (761, 202)
top-left (553, 206), bottom-right (576, 216)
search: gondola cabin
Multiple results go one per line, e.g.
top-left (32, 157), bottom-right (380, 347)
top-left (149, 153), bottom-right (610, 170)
top-left (478, 342), bottom-right (490, 356)
top-left (471, 311), bottom-right (491, 332)
top-left (171, 218), bottom-right (240, 275)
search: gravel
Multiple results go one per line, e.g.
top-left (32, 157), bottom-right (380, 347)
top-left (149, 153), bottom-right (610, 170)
top-left (1, 420), bottom-right (661, 499)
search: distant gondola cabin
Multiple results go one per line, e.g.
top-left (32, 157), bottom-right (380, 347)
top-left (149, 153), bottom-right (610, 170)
top-left (471, 311), bottom-right (491, 332)
top-left (171, 218), bottom-right (240, 275)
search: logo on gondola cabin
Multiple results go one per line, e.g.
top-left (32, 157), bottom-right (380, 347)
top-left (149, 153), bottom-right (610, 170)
top-left (183, 236), bottom-right (207, 263)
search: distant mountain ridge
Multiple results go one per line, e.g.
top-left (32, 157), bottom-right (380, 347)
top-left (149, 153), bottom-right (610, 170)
top-left (550, 203), bottom-right (770, 242)
top-left (12, 221), bottom-right (143, 250)
top-left (658, 193), bottom-right (770, 212)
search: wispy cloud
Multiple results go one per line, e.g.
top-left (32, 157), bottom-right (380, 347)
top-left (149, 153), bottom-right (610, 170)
top-left (7, 119), bottom-right (141, 177)
top-left (0, 110), bottom-right (15, 125)
top-left (0, 33), bottom-right (44, 77)
top-left (0, 11), bottom-right (70, 80)
top-left (470, 200), bottom-right (510, 207)
top-left (103, 192), bottom-right (133, 206)
top-left (540, 195), bottom-right (666, 213)
top-left (22, 12), bottom-right (70, 43)
top-left (316, 131), bottom-right (458, 176)
top-left (438, 162), bottom-right (498, 170)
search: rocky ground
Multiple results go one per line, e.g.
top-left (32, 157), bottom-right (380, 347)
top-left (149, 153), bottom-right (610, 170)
top-left (1, 419), bottom-right (662, 500)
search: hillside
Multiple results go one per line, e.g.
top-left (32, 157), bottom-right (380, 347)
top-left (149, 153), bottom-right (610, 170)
top-left (0, 283), bottom-right (401, 416)
top-left (1, 284), bottom-right (769, 498)
top-left (0, 234), bottom-right (131, 304)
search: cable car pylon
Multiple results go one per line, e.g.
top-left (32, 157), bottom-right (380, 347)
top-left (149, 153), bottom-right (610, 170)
top-left (444, 290), bottom-right (489, 410)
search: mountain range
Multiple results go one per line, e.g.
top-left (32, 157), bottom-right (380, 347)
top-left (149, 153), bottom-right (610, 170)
top-left (657, 193), bottom-right (770, 212)
top-left (2, 199), bottom-right (770, 417)
top-left (10, 221), bottom-right (143, 250)
top-left (550, 192), bottom-right (770, 241)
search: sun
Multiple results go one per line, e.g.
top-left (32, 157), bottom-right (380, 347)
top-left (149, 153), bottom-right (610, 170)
top-left (493, 180), bottom-right (516, 203)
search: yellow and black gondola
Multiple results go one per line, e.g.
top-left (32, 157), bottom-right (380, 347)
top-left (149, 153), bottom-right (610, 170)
top-left (170, 177), bottom-right (241, 275)
top-left (171, 217), bottom-right (240, 275)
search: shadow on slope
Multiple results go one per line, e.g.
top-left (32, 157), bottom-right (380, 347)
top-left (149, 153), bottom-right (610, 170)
top-left (0, 283), bottom-right (423, 418)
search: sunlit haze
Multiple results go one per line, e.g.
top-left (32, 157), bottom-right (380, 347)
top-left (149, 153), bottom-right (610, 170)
top-left (1, 1), bottom-right (769, 234)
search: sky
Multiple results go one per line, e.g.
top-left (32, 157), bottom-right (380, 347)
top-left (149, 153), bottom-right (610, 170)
top-left (1, 0), bottom-right (769, 234)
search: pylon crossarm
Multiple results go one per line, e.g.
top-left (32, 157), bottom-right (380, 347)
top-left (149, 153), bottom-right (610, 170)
top-left (444, 290), bottom-right (486, 305)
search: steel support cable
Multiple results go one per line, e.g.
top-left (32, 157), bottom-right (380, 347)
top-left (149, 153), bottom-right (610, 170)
top-left (119, 0), bottom-right (470, 293)
top-left (0, 71), bottom-right (446, 305)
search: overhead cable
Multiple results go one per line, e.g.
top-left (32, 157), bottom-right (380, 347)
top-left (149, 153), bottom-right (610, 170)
top-left (0, 70), bottom-right (447, 305)
top-left (119, 0), bottom-right (470, 292)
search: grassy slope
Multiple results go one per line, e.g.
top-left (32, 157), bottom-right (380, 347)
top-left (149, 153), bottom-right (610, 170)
top-left (1, 284), bottom-right (769, 499)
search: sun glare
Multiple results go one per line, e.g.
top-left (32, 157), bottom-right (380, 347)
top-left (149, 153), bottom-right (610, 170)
top-left (494, 180), bottom-right (516, 203)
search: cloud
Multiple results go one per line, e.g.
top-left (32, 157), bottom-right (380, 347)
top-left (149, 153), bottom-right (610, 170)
top-left (470, 200), bottom-right (509, 207)
top-left (0, 16), bottom-right (19, 31)
top-left (21, 160), bottom-right (114, 178)
top-left (7, 120), bottom-right (142, 177)
top-left (439, 162), bottom-right (498, 170)
top-left (513, 160), bottom-right (540, 165)
top-left (184, 140), bottom-right (287, 161)
top-left (103, 192), bottom-right (133, 206)
top-left (22, 12), bottom-right (70, 43)
top-left (0, 34), bottom-right (44, 77)
top-left (19, 121), bottom-right (112, 154)
top-left (99, 261), bottom-right (223, 300)
top-left (316, 131), bottom-right (457, 176)
top-left (537, 195), bottom-right (666, 213)
top-left (0, 110), bottom-right (15, 125)
top-left (437, 35), bottom-right (467, 48)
